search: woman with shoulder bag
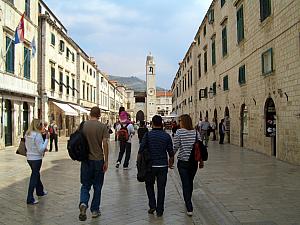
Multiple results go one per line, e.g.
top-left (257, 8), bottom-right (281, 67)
top-left (173, 114), bottom-right (203, 216)
top-left (25, 119), bottom-right (49, 204)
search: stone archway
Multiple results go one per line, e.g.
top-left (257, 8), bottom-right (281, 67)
top-left (224, 107), bottom-right (230, 143)
top-left (23, 102), bottom-right (29, 136)
top-left (240, 104), bottom-right (248, 147)
top-left (265, 98), bottom-right (276, 156)
top-left (4, 100), bottom-right (13, 146)
top-left (136, 110), bottom-right (145, 122)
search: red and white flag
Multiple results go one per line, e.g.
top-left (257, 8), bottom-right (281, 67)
top-left (15, 13), bottom-right (25, 44)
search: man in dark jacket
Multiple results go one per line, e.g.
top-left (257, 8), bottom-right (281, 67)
top-left (138, 115), bottom-right (174, 217)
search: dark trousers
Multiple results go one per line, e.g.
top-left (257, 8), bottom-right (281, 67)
top-left (27, 160), bottom-right (44, 203)
top-left (80, 160), bottom-right (105, 212)
top-left (145, 167), bottom-right (168, 214)
top-left (117, 142), bottom-right (131, 167)
top-left (212, 129), bottom-right (216, 141)
top-left (50, 134), bottom-right (58, 151)
top-left (177, 160), bottom-right (198, 212)
top-left (219, 133), bottom-right (225, 144)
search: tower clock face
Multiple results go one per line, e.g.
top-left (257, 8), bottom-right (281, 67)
top-left (148, 88), bottom-right (155, 96)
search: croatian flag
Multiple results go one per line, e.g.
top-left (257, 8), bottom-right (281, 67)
top-left (15, 13), bottom-right (25, 44)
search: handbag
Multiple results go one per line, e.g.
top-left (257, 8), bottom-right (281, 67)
top-left (16, 138), bottom-right (27, 156)
top-left (191, 131), bottom-right (208, 162)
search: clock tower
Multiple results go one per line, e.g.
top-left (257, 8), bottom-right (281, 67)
top-left (146, 53), bottom-right (157, 122)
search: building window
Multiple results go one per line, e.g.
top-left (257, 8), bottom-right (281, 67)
top-left (5, 36), bottom-right (15, 73)
top-left (66, 48), bottom-right (70, 59)
top-left (221, 0), bottom-right (226, 7)
top-left (238, 65), bottom-right (246, 85)
top-left (198, 57), bottom-right (201, 78)
top-left (204, 51), bottom-right (208, 73)
top-left (90, 86), bottom-right (93, 101)
top-left (260, 0), bottom-right (271, 21)
top-left (83, 83), bottom-right (85, 100)
top-left (208, 9), bottom-right (214, 24)
top-left (59, 71), bottom-right (63, 93)
top-left (187, 72), bottom-right (190, 88)
top-left (59, 40), bottom-right (65, 52)
top-left (222, 26), bottom-right (228, 56)
top-left (213, 82), bottom-right (216, 95)
top-left (262, 48), bottom-right (273, 75)
top-left (211, 39), bottom-right (216, 66)
top-left (204, 87), bottom-right (208, 98)
top-left (223, 75), bottom-right (229, 91)
top-left (87, 84), bottom-right (89, 101)
top-left (66, 75), bottom-right (69, 95)
top-left (237, 5), bottom-right (245, 43)
top-left (203, 25), bottom-right (206, 36)
top-left (83, 62), bottom-right (85, 70)
top-left (94, 88), bottom-right (96, 103)
top-left (190, 68), bottom-right (193, 86)
top-left (51, 67), bottom-right (55, 90)
top-left (72, 78), bottom-right (75, 96)
top-left (25, 0), bottom-right (30, 18)
top-left (184, 76), bottom-right (187, 91)
top-left (72, 53), bottom-right (75, 62)
top-left (90, 69), bottom-right (92, 76)
top-left (24, 47), bottom-right (31, 79)
top-left (197, 35), bottom-right (200, 45)
top-left (51, 33), bottom-right (55, 45)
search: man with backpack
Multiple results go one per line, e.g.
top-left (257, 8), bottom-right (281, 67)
top-left (49, 120), bottom-right (58, 152)
top-left (138, 115), bottom-right (174, 217)
top-left (115, 111), bottom-right (135, 169)
top-left (78, 107), bottom-right (109, 221)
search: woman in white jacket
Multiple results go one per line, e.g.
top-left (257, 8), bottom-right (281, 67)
top-left (25, 119), bottom-right (49, 204)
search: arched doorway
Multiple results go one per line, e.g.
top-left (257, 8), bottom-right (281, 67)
top-left (23, 102), bottom-right (29, 136)
top-left (205, 110), bottom-right (208, 119)
top-left (240, 104), bottom-right (248, 147)
top-left (265, 98), bottom-right (276, 156)
top-left (4, 100), bottom-right (13, 146)
top-left (136, 110), bottom-right (145, 122)
top-left (224, 107), bottom-right (230, 143)
top-left (200, 111), bottom-right (203, 121)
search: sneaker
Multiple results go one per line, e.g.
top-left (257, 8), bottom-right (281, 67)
top-left (27, 199), bottom-right (39, 205)
top-left (157, 212), bottom-right (163, 217)
top-left (38, 190), bottom-right (48, 197)
top-left (79, 203), bottom-right (87, 221)
top-left (187, 211), bottom-right (193, 216)
top-left (116, 162), bottom-right (120, 168)
top-left (148, 208), bottom-right (156, 214)
top-left (91, 210), bottom-right (101, 218)
top-left (123, 166), bottom-right (129, 170)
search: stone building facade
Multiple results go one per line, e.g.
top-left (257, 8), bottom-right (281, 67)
top-left (171, 0), bottom-right (300, 164)
top-left (0, 0), bottom-right (38, 148)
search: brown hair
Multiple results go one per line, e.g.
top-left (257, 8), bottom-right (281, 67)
top-left (179, 114), bottom-right (193, 130)
top-left (90, 106), bottom-right (101, 118)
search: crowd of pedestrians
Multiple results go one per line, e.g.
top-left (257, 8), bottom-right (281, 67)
top-left (22, 105), bottom-right (227, 221)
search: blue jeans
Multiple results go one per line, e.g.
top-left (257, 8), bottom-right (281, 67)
top-left (117, 142), bottom-right (131, 167)
top-left (145, 167), bottom-right (168, 214)
top-left (27, 160), bottom-right (44, 203)
top-left (80, 160), bottom-right (104, 212)
top-left (177, 160), bottom-right (198, 212)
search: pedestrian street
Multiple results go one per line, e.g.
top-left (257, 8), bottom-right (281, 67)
top-left (0, 135), bottom-right (300, 225)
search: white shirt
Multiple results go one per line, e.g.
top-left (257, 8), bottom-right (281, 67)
top-left (116, 123), bottom-right (135, 143)
top-left (25, 131), bottom-right (49, 160)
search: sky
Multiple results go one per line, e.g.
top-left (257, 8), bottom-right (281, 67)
top-left (45, 0), bottom-right (212, 89)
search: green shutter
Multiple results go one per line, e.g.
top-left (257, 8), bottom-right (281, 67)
top-left (222, 27), bottom-right (227, 56)
top-left (6, 37), bottom-right (15, 73)
top-left (239, 65), bottom-right (246, 84)
top-left (212, 40), bottom-right (216, 65)
top-left (223, 76), bottom-right (229, 91)
top-left (213, 82), bottom-right (216, 95)
top-left (237, 6), bottom-right (244, 43)
top-left (24, 47), bottom-right (31, 79)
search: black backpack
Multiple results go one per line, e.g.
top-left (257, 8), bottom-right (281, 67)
top-left (137, 133), bottom-right (151, 182)
top-left (67, 122), bottom-right (89, 161)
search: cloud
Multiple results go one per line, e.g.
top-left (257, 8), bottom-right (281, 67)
top-left (44, 0), bottom-right (212, 89)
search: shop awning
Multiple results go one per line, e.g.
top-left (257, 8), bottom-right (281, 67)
top-left (53, 102), bottom-right (78, 116)
top-left (69, 104), bottom-right (90, 114)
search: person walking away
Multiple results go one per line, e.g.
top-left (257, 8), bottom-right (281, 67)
top-left (173, 114), bottom-right (203, 216)
top-left (49, 120), bottom-right (58, 152)
top-left (138, 115), bottom-right (174, 217)
top-left (116, 110), bottom-right (135, 169)
top-left (211, 118), bottom-right (217, 141)
top-left (219, 119), bottom-right (225, 144)
top-left (25, 119), bottom-right (49, 204)
top-left (41, 122), bottom-right (48, 141)
top-left (171, 121), bottom-right (178, 137)
top-left (138, 120), bottom-right (148, 143)
top-left (79, 107), bottom-right (109, 221)
top-left (199, 117), bottom-right (210, 146)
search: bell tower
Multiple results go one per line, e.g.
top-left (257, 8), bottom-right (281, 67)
top-left (146, 53), bottom-right (156, 122)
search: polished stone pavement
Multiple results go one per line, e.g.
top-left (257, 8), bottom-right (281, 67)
top-left (0, 134), bottom-right (299, 225)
